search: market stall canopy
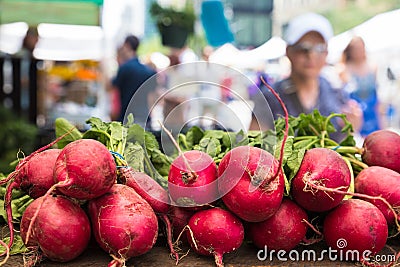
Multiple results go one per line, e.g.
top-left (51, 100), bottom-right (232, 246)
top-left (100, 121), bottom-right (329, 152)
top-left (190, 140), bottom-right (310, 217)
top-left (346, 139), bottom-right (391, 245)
top-left (208, 37), bottom-right (286, 69)
top-left (0, 0), bottom-right (103, 26)
top-left (328, 8), bottom-right (400, 63)
top-left (33, 23), bottom-right (104, 61)
top-left (0, 22), bottom-right (29, 54)
top-left (208, 43), bottom-right (241, 66)
top-left (236, 36), bottom-right (286, 68)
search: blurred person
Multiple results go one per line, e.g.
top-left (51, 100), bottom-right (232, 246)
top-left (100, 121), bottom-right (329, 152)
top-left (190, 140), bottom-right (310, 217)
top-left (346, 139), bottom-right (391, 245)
top-left (18, 27), bottom-right (39, 111)
top-left (338, 36), bottom-right (381, 136)
top-left (111, 35), bottom-right (157, 127)
top-left (116, 44), bottom-right (130, 66)
top-left (108, 45), bottom-right (129, 121)
top-left (251, 13), bottom-right (362, 142)
top-left (21, 27), bottom-right (39, 55)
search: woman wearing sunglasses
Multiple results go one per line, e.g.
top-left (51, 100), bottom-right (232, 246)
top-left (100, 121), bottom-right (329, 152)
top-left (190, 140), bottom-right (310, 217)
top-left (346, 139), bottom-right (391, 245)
top-left (252, 13), bottom-right (362, 142)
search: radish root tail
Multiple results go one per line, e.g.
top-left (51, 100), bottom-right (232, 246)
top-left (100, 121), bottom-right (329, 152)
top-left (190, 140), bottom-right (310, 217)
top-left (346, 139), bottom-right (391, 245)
top-left (302, 175), bottom-right (400, 233)
top-left (160, 214), bottom-right (180, 265)
top-left (214, 252), bottom-right (224, 267)
top-left (300, 218), bottom-right (324, 245)
top-left (0, 239), bottom-right (10, 266)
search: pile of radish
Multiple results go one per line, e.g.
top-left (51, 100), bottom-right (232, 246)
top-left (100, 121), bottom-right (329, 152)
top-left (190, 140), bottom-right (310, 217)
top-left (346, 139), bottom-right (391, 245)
top-left (0, 135), bottom-right (173, 267)
top-left (1, 87), bottom-right (400, 266)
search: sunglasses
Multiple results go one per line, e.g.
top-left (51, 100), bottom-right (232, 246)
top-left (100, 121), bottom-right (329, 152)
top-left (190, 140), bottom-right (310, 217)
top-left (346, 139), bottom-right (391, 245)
top-left (290, 42), bottom-right (328, 55)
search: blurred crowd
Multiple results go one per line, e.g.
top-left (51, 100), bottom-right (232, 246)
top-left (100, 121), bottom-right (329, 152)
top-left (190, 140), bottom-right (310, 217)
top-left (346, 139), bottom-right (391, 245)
top-left (106, 11), bottom-right (399, 146)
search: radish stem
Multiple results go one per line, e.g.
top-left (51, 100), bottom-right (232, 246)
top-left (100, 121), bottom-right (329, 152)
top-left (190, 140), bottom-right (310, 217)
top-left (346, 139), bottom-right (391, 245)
top-left (158, 121), bottom-right (198, 180)
top-left (260, 76), bottom-right (288, 181)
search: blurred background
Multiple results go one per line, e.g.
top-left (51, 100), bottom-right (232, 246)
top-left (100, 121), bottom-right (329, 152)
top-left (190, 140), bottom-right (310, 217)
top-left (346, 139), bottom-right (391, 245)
top-left (0, 0), bottom-right (399, 173)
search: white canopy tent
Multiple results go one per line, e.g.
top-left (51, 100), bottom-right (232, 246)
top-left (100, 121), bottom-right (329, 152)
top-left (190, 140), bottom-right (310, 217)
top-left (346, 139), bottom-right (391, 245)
top-left (0, 22), bottom-right (105, 61)
top-left (34, 23), bottom-right (105, 61)
top-left (208, 43), bottom-right (241, 66)
top-left (236, 36), bottom-right (287, 69)
top-left (240, 37), bottom-right (286, 60)
top-left (209, 36), bottom-right (287, 69)
top-left (0, 22), bottom-right (29, 54)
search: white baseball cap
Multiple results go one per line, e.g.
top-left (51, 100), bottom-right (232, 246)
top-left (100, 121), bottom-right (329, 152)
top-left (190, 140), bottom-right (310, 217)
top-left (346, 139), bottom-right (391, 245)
top-left (284, 13), bottom-right (334, 45)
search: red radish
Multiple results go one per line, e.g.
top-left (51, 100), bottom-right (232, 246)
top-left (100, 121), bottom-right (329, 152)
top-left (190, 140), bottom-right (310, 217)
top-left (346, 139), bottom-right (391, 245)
top-left (0, 130), bottom-right (70, 189)
top-left (247, 198), bottom-right (308, 251)
top-left (22, 195), bottom-right (91, 262)
top-left (362, 129), bottom-right (400, 173)
top-left (20, 198), bottom-right (40, 248)
top-left (186, 207), bottom-right (244, 267)
top-left (120, 167), bottom-right (170, 214)
top-left (355, 166), bottom-right (400, 225)
top-left (218, 146), bottom-right (285, 222)
top-left (0, 130), bottom-right (75, 253)
top-left (4, 149), bottom-right (61, 249)
top-left (24, 139), bottom-right (117, 254)
top-left (119, 167), bottom-right (179, 262)
top-left (3, 148), bottom-right (60, 253)
top-left (168, 150), bottom-right (218, 207)
top-left (323, 199), bottom-right (388, 256)
top-left (17, 148), bottom-right (61, 199)
top-left (291, 147), bottom-right (351, 212)
top-left (53, 139), bottom-right (117, 200)
top-left (88, 184), bottom-right (158, 267)
top-left (217, 76), bottom-right (289, 223)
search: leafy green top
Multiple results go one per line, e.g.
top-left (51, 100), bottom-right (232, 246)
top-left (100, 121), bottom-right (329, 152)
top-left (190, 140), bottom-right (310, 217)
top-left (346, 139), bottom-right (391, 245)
top-left (54, 110), bottom-right (363, 194)
top-left (55, 115), bottom-right (172, 188)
